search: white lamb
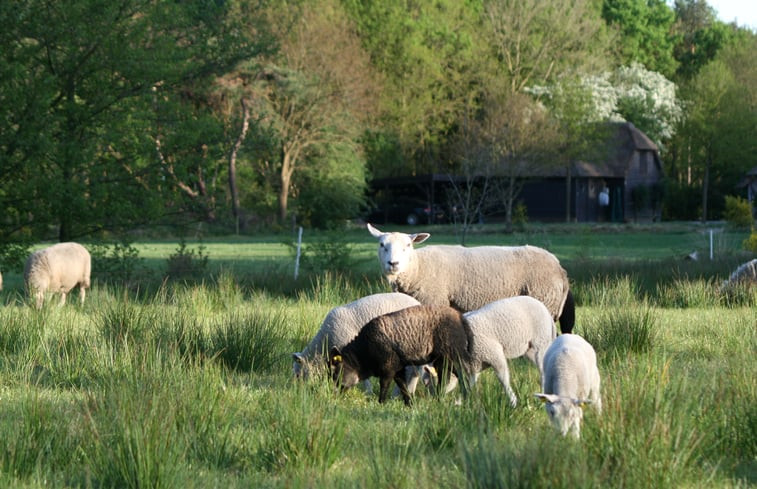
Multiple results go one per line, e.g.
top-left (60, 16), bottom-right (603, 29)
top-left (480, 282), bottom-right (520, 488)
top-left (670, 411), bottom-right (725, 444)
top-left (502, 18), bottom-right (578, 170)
top-left (366, 223), bottom-right (575, 334)
top-left (292, 292), bottom-right (421, 391)
top-left (24, 242), bottom-right (91, 309)
top-left (535, 334), bottom-right (602, 439)
top-left (463, 295), bottom-right (557, 407)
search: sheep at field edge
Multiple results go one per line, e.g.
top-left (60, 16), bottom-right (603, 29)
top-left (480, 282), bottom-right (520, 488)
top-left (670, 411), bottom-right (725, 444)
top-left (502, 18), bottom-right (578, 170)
top-left (535, 334), bottom-right (601, 439)
top-left (329, 304), bottom-right (471, 405)
top-left (462, 295), bottom-right (557, 407)
top-left (292, 292), bottom-right (422, 392)
top-left (24, 242), bottom-right (91, 309)
top-left (366, 223), bottom-right (575, 334)
top-left (720, 258), bottom-right (757, 290)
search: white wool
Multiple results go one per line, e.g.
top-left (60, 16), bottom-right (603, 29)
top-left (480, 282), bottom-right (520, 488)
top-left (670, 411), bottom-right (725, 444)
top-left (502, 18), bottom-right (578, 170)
top-left (24, 242), bottom-right (91, 309)
top-left (292, 292), bottom-right (420, 380)
top-left (535, 334), bottom-right (601, 439)
top-left (463, 295), bottom-right (557, 407)
top-left (367, 223), bottom-right (573, 332)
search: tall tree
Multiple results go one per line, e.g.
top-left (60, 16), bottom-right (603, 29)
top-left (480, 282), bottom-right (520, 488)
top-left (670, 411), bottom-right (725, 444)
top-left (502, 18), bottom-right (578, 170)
top-left (0, 0), bottom-right (269, 242)
top-left (602, 0), bottom-right (679, 77)
top-left (675, 36), bottom-right (757, 221)
top-left (672, 0), bottom-right (733, 80)
top-left (253, 0), bottom-right (379, 223)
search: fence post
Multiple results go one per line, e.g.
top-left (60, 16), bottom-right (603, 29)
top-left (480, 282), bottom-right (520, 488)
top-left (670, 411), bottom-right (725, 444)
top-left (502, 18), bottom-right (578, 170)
top-left (294, 226), bottom-right (303, 280)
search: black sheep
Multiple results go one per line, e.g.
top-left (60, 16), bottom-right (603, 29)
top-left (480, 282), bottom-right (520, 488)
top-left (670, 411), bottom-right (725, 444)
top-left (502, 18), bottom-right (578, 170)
top-left (329, 304), bottom-right (471, 405)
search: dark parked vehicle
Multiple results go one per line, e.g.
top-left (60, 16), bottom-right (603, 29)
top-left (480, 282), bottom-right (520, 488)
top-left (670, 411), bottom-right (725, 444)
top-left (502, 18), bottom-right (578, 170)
top-left (365, 198), bottom-right (447, 226)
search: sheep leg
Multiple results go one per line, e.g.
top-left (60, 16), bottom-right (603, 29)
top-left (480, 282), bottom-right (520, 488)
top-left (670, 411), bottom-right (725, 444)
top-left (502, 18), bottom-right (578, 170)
top-left (79, 285), bottom-right (86, 305)
top-left (490, 357), bottom-right (518, 407)
top-left (404, 366), bottom-right (422, 395)
top-left (59, 291), bottom-right (67, 307)
top-left (378, 377), bottom-right (394, 403)
top-left (393, 372), bottom-right (413, 406)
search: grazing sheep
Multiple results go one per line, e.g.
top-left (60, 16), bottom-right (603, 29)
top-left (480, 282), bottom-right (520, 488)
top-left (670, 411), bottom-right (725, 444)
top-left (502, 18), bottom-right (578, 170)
top-left (721, 258), bottom-right (757, 290)
top-left (292, 292), bottom-right (421, 390)
top-left (24, 242), bottom-right (91, 309)
top-left (535, 334), bottom-right (601, 439)
top-left (366, 223), bottom-right (575, 333)
top-left (329, 304), bottom-right (471, 405)
top-left (464, 295), bottom-right (557, 407)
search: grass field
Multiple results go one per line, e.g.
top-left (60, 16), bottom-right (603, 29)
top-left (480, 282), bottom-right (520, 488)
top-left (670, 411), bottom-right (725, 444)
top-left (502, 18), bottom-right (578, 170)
top-left (0, 223), bottom-right (754, 488)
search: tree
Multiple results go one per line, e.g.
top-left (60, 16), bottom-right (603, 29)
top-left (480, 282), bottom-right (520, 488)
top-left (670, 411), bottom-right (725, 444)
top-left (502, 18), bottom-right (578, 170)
top-left (673, 0), bottom-right (733, 80)
top-left (0, 0), bottom-right (270, 242)
top-left (602, 0), bottom-right (679, 78)
top-left (253, 0), bottom-right (378, 224)
top-left (343, 0), bottom-right (487, 175)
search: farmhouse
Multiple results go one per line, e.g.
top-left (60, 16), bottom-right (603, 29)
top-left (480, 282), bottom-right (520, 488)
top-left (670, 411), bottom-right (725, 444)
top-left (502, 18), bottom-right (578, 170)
top-left (366, 122), bottom-right (663, 224)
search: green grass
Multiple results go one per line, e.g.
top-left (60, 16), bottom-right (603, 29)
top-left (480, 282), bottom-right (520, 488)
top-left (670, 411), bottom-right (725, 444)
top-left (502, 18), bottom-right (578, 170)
top-left (0, 224), bottom-right (754, 487)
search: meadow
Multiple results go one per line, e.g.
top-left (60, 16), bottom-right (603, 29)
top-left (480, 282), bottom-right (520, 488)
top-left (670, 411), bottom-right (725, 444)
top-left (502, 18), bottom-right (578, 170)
top-left (0, 222), bottom-right (754, 488)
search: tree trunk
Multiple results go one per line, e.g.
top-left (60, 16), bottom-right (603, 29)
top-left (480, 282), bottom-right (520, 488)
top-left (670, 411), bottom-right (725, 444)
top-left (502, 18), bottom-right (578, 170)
top-left (229, 98), bottom-right (250, 226)
top-left (702, 144), bottom-right (711, 223)
top-left (279, 150), bottom-right (295, 223)
top-left (565, 164), bottom-right (572, 222)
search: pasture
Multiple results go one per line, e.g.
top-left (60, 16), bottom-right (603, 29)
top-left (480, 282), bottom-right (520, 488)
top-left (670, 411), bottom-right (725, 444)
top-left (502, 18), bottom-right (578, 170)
top-left (0, 223), bottom-right (754, 488)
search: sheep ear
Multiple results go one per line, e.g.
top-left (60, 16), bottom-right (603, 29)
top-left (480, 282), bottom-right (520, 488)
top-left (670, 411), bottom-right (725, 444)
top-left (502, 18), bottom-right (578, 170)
top-left (411, 233), bottom-right (430, 244)
top-left (366, 223), bottom-right (383, 238)
top-left (535, 393), bottom-right (559, 404)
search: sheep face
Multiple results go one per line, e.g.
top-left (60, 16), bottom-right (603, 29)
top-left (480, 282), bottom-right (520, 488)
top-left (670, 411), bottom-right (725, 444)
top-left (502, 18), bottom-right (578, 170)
top-left (292, 352), bottom-right (309, 379)
top-left (535, 393), bottom-right (586, 439)
top-left (367, 223), bottom-right (429, 279)
top-left (329, 348), bottom-right (360, 391)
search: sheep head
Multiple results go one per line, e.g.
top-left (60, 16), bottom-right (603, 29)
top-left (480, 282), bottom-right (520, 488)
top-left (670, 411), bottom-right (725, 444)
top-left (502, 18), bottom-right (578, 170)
top-left (535, 393), bottom-right (589, 439)
top-left (329, 347), bottom-right (360, 391)
top-left (366, 223), bottom-right (430, 280)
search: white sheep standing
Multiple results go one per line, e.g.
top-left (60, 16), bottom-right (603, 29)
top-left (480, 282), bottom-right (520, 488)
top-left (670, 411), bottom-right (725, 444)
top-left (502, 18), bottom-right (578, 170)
top-left (24, 242), bottom-right (91, 309)
top-left (292, 292), bottom-right (421, 392)
top-left (366, 223), bottom-right (575, 333)
top-left (463, 295), bottom-right (557, 407)
top-left (721, 258), bottom-right (757, 290)
top-left (535, 334), bottom-right (602, 439)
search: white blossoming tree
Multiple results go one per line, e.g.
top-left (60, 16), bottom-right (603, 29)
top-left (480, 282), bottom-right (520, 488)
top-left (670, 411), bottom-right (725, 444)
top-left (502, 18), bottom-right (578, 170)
top-left (530, 63), bottom-right (683, 153)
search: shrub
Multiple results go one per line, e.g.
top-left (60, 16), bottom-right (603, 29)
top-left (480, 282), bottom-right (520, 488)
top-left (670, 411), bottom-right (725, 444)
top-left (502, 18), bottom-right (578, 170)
top-left (89, 240), bottom-right (144, 285)
top-left (743, 227), bottom-right (757, 253)
top-left (166, 238), bottom-right (209, 280)
top-left (723, 195), bottom-right (753, 228)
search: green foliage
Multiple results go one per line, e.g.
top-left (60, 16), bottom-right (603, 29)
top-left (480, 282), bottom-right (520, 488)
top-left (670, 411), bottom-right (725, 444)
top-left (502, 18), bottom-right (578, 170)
top-left (744, 228), bottom-right (757, 253)
top-left (579, 302), bottom-right (657, 356)
top-left (89, 240), bottom-right (145, 286)
top-left (0, 242), bottom-right (30, 272)
top-left (723, 195), bottom-right (754, 228)
top-left (287, 232), bottom-right (358, 275)
top-left (166, 238), bottom-right (210, 280)
top-left (602, 0), bottom-right (679, 77)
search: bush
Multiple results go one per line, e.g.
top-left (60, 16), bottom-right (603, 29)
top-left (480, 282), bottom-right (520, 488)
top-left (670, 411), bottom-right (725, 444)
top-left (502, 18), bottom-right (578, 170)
top-left (723, 195), bottom-right (754, 228)
top-left (743, 228), bottom-right (757, 253)
top-left (90, 240), bottom-right (144, 285)
top-left (166, 238), bottom-right (209, 280)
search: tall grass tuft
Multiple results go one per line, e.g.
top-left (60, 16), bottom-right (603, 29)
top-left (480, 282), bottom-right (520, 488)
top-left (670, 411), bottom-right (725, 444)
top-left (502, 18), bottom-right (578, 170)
top-left (253, 383), bottom-right (346, 472)
top-left (587, 356), bottom-right (707, 488)
top-left (655, 277), bottom-right (718, 308)
top-left (97, 295), bottom-right (155, 348)
top-left (575, 274), bottom-right (639, 307)
top-left (0, 392), bottom-right (77, 480)
top-left (209, 309), bottom-right (289, 373)
top-left (461, 429), bottom-right (591, 489)
top-left (81, 354), bottom-right (184, 489)
top-left (579, 302), bottom-right (658, 356)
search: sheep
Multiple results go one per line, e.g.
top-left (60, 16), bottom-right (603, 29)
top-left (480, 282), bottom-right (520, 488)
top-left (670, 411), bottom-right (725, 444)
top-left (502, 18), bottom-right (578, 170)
top-left (366, 223), bottom-right (575, 334)
top-left (292, 292), bottom-right (421, 391)
top-left (721, 258), bottom-right (757, 290)
top-left (24, 242), bottom-right (91, 309)
top-left (0, 270), bottom-right (2, 291)
top-left (328, 304), bottom-right (471, 405)
top-left (534, 334), bottom-right (601, 439)
top-left (463, 295), bottom-right (557, 407)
